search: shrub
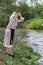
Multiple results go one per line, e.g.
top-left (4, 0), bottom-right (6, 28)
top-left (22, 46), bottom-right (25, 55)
top-left (17, 20), bottom-right (30, 28)
top-left (0, 13), bottom-right (10, 27)
top-left (29, 18), bottom-right (43, 30)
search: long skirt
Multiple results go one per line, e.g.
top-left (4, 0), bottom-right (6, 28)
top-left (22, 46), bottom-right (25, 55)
top-left (4, 29), bottom-right (15, 48)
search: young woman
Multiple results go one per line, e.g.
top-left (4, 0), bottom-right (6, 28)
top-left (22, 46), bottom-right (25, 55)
top-left (3, 12), bottom-right (24, 57)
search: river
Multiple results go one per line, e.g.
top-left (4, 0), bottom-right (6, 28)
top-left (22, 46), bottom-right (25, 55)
top-left (15, 29), bottom-right (43, 65)
top-left (0, 28), bottom-right (43, 65)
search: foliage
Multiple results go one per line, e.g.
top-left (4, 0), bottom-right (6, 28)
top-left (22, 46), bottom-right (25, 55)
top-left (16, 2), bottom-right (30, 20)
top-left (0, 42), bottom-right (41, 65)
top-left (35, 4), bottom-right (43, 18)
top-left (17, 18), bottom-right (43, 30)
top-left (12, 42), bottom-right (41, 65)
top-left (0, 0), bottom-right (17, 27)
top-left (0, 0), bottom-right (43, 29)
top-left (0, 13), bottom-right (9, 27)
top-left (17, 20), bottom-right (30, 28)
top-left (29, 18), bottom-right (43, 30)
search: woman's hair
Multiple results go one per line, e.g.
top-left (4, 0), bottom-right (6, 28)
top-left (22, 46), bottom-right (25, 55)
top-left (10, 12), bottom-right (20, 20)
top-left (10, 12), bottom-right (16, 19)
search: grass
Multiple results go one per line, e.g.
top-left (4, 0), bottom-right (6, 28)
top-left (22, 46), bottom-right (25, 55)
top-left (0, 42), bottom-right (41, 65)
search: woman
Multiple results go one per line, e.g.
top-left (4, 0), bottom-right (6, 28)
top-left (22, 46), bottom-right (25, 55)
top-left (3, 12), bottom-right (24, 57)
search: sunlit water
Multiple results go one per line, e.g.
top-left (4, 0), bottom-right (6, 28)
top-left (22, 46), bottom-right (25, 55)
top-left (0, 29), bottom-right (43, 65)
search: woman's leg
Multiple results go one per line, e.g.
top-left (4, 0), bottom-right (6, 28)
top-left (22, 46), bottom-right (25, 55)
top-left (5, 47), bottom-right (9, 54)
top-left (6, 29), bottom-right (15, 55)
top-left (4, 30), bottom-right (13, 54)
top-left (4, 29), bottom-right (14, 56)
top-left (5, 47), bottom-right (14, 57)
top-left (8, 47), bottom-right (13, 55)
top-left (5, 47), bottom-right (13, 55)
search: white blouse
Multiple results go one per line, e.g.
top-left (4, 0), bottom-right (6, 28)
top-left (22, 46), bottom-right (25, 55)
top-left (7, 17), bottom-right (24, 30)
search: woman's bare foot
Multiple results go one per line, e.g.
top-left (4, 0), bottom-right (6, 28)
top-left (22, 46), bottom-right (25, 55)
top-left (4, 47), bottom-right (14, 57)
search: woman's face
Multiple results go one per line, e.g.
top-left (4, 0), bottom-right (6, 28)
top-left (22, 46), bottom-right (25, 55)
top-left (15, 13), bottom-right (19, 18)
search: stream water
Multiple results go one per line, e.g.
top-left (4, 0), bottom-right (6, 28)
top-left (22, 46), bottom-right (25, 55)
top-left (0, 29), bottom-right (43, 65)
top-left (15, 29), bottom-right (43, 65)
top-left (26, 30), bottom-right (43, 65)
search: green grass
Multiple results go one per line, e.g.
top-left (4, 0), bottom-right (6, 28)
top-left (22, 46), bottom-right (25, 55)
top-left (0, 42), bottom-right (41, 65)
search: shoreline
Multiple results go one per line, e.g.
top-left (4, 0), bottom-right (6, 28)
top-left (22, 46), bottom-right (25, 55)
top-left (0, 27), bottom-right (43, 31)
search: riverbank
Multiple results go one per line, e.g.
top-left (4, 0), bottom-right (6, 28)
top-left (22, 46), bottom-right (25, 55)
top-left (0, 27), bottom-right (43, 40)
top-left (0, 42), bottom-right (41, 65)
top-left (0, 28), bottom-right (40, 65)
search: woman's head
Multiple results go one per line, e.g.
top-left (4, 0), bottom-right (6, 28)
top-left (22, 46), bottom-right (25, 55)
top-left (15, 12), bottom-right (19, 18)
top-left (10, 12), bottom-right (19, 19)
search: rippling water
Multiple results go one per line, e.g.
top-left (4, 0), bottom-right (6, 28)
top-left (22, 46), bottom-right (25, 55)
top-left (15, 29), bottom-right (43, 65)
top-left (27, 30), bottom-right (43, 65)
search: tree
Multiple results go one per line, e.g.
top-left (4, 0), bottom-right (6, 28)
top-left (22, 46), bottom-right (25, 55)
top-left (0, 0), bottom-right (17, 14)
top-left (16, 1), bottom-right (30, 20)
top-left (0, 0), bottom-right (17, 27)
top-left (30, 0), bottom-right (38, 6)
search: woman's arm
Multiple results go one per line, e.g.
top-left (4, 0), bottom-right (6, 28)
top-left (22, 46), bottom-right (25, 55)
top-left (19, 13), bottom-right (23, 18)
top-left (17, 13), bottom-right (24, 22)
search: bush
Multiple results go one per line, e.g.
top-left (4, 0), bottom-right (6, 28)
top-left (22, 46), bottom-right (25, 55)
top-left (29, 18), bottom-right (43, 30)
top-left (17, 20), bottom-right (30, 28)
top-left (0, 13), bottom-right (10, 27)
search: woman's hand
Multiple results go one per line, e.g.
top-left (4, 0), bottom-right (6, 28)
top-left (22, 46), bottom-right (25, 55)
top-left (18, 13), bottom-right (23, 18)
top-left (18, 13), bottom-right (21, 16)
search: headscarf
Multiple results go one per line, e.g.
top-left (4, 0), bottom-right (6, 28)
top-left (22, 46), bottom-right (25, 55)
top-left (10, 12), bottom-right (16, 20)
